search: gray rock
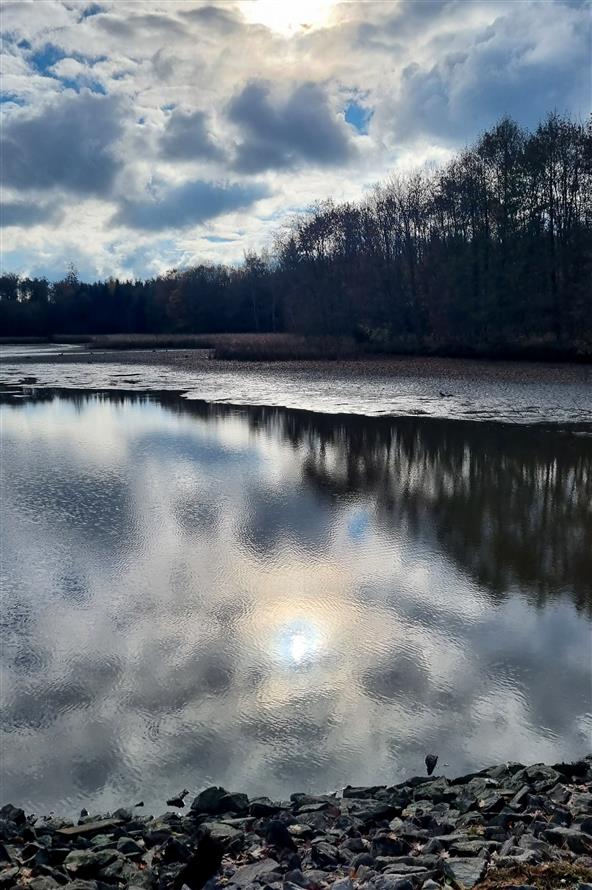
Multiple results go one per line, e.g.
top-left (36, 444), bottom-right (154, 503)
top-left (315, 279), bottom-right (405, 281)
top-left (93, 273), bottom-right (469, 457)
top-left (549, 783), bottom-right (572, 805)
top-left (421, 839), bottom-right (444, 856)
top-left (62, 883), bottom-right (113, 890)
top-left (0, 866), bottom-right (19, 886)
top-left (190, 786), bottom-right (228, 815)
top-left (414, 779), bottom-right (456, 805)
top-left (302, 870), bottom-right (332, 886)
top-left (112, 807), bottom-right (134, 821)
top-left (250, 798), bottom-right (282, 817)
top-left (64, 849), bottom-right (117, 875)
top-left (367, 877), bottom-right (414, 890)
top-left (351, 853), bottom-right (375, 869)
top-left (571, 793), bottom-right (592, 815)
top-left (380, 863), bottom-right (428, 876)
top-left (543, 826), bottom-right (592, 855)
top-left (509, 784), bottom-right (530, 810)
top-left (331, 879), bottom-right (354, 890)
top-left (116, 836), bottom-right (144, 857)
top-left (89, 834), bottom-right (117, 849)
top-left (420, 882), bottom-right (440, 890)
top-left (477, 792), bottom-right (505, 813)
top-left (371, 836), bottom-right (408, 857)
top-left (448, 839), bottom-right (500, 856)
top-left (161, 836), bottom-right (192, 863)
top-left (28, 879), bottom-right (62, 890)
top-left (511, 764), bottom-right (561, 792)
top-left (291, 794), bottom-right (334, 808)
top-left (495, 850), bottom-right (542, 868)
top-left (355, 865), bottom-right (377, 883)
top-left (98, 855), bottom-right (127, 881)
top-left (352, 802), bottom-right (401, 824)
top-left (443, 857), bottom-right (485, 888)
top-left (343, 787), bottom-right (386, 800)
top-left (232, 858), bottom-right (281, 886)
top-left (311, 842), bottom-right (340, 868)
top-left (340, 837), bottom-right (366, 853)
top-left (0, 805), bottom-right (26, 826)
top-left (283, 869), bottom-right (308, 887)
top-left (201, 821), bottom-right (243, 841)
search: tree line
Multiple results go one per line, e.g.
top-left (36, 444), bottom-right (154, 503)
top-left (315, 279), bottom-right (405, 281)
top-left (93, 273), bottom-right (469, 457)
top-left (1, 112), bottom-right (591, 356)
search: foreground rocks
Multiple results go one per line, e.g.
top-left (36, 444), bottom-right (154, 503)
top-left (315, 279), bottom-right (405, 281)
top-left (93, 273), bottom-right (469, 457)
top-left (2, 760), bottom-right (592, 890)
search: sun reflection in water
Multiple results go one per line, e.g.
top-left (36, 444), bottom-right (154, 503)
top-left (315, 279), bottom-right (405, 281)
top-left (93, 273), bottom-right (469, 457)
top-left (276, 620), bottom-right (323, 667)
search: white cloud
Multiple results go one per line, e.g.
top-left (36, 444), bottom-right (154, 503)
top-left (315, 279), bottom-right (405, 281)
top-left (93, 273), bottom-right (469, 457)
top-left (0, 0), bottom-right (587, 279)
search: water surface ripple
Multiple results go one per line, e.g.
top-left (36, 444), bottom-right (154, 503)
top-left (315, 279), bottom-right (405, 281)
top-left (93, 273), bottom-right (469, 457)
top-left (1, 389), bottom-right (591, 816)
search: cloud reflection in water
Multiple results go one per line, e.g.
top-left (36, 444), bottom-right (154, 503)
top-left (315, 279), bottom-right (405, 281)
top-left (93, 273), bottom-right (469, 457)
top-left (1, 390), bottom-right (590, 816)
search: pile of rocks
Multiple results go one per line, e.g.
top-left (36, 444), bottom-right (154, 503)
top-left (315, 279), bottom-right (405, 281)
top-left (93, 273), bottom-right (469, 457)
top-left (2, 760), bottom-right (592, 890)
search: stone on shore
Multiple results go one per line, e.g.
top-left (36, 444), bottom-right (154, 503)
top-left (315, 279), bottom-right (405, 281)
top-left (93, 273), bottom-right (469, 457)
top-left (1, 758), bottom-right (591, 889)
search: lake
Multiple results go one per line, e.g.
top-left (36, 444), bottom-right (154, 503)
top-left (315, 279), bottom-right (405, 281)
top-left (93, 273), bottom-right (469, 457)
top-left (1, 386), bottom-right (591, 817)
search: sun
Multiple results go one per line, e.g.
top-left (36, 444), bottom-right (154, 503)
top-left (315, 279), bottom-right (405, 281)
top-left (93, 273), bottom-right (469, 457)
top-left (239, 0), bottom-right (337, 35)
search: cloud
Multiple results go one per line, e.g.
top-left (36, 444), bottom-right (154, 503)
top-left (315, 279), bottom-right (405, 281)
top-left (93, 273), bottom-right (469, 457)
top-left (1, 201), bottom-right (62, 227)
top-left (0, 90), bottom-right (122, 195)
top-left (372, 0), bottom-right (590, 144)
top-left (159, 108), bottom-right (225, 161)
top-left (0, 0), bottom-right (586, 278)
top-left (179, 4), bottom-right (243, 33)
top-left (228, 81), bottom-right (355, 173)
top-left (112, 177), bottom-right (269, 231)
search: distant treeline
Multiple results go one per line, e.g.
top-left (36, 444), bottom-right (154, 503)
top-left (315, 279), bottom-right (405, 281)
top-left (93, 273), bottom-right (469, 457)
top-left (1, 112), bottom-right (591, 357)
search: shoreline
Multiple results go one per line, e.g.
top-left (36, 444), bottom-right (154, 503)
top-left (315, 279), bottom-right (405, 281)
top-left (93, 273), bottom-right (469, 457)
top-left (1, 347), bottom-right (591, 383)
top-left (2, 350), bottom-right (591, 426)
top-left (3, 759), bottom-right (592, 889)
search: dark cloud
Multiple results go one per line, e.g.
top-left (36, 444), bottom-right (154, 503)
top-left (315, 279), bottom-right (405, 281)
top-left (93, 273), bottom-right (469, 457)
top-left (1, 201), bottom-right (62, 227)
top-left (0, 91), bottom-right (122, 195)
top-left (179, 5), bottom-right (242, 32)
top-left (113, 177), bottom-right (269, 230)
top-left (383, 2), bottom-right (589, 143)
top-left (228, 81), bottom-right (355, 173)
top-left (92, 13), bottom-right (135, 38)
top-left (93, 11), bottom-right (183, 37)
top-left (160, 109), bottom-right (225, 162)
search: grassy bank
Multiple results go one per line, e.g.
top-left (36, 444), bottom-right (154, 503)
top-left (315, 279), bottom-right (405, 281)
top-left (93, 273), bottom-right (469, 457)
top-left (87, 332), bottom-right (592, 363)
top-left (82, 333), bottom-right (360, 360)
top-left (2, 331), bottom-right (590, 363)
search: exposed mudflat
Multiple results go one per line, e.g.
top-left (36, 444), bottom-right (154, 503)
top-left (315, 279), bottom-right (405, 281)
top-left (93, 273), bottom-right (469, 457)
top-left (1, 348), bottom-right (591, 425)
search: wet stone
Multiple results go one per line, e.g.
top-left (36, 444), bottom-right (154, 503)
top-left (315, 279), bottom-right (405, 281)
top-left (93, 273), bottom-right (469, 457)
top-left (250, 798), bottom-right (282, 817)
top-left (232, 858), bottom-right (281, 885)
top-left (444, 856), bottom-right (486, 888)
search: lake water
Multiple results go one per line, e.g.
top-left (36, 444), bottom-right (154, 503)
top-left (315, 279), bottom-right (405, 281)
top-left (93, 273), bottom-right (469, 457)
top-left (1, 386), bottom-right (591, 817)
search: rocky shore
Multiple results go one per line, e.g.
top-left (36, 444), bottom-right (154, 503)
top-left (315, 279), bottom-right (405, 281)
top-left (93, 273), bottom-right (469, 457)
top-left (2, 760), bottom-right (592, 890)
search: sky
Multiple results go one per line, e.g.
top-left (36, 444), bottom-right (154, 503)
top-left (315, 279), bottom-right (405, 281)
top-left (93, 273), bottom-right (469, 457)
top-left (0, 0), bottom-right (589, 281)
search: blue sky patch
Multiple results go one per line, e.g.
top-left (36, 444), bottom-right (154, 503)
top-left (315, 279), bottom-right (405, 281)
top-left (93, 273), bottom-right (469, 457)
top-left (79, 3), bottom-right (104, 19)
top-left (1, 94), bottom-right (27, 106)
top-left (344, 100), bottom-right (373, 135)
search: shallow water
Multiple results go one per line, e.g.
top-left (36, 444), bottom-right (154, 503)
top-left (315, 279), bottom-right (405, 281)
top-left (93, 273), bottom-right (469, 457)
top-left (1, 352), bottom-right (591, 424)
top-left (1, 389), bottom-right (591, 816)
top-left (0, 343), bottom-right (84, 358)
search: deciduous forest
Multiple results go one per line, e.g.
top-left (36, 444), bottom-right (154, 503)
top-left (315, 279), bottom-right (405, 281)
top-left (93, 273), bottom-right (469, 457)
top-left (2, 113), bottom-right (591, 357)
